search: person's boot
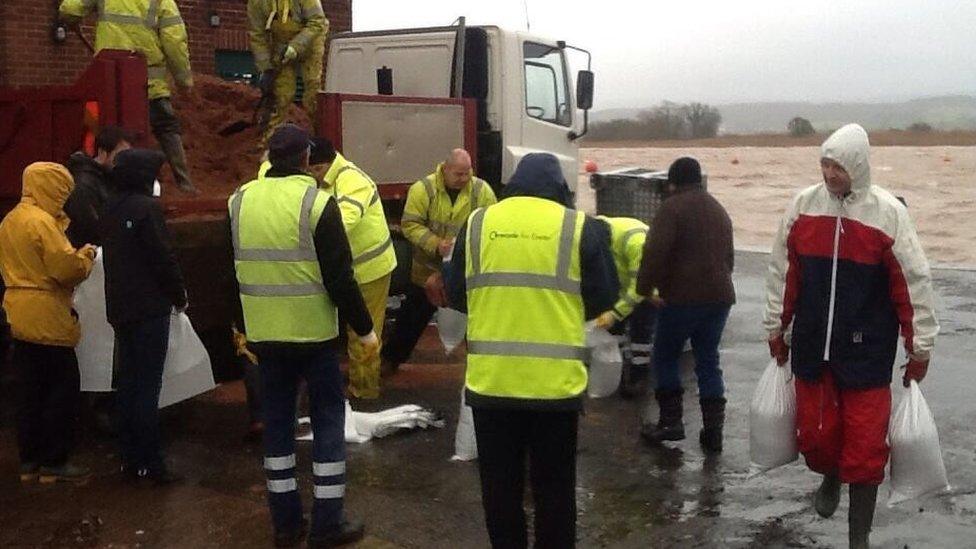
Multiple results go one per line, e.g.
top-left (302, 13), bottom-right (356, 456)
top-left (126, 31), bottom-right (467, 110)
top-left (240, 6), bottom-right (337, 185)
top-left (641, 389), bottom-right (685, 443)
top-left (38, 463), bottom-right (91, 484)
top-left (157, 131), bottom-right (199, 195)
top-left (619, 365), bottom-right (651, 399)
top-left (814, 474), bottom-right (842, 518)
top-left (307, 520), bottom-right (365, 548)
top-left (849, 483), bottom-right (878, 549)
top-left (698, 396), bottom-right (726, 453)
top-left (274, 517), bottom-right (308, 548)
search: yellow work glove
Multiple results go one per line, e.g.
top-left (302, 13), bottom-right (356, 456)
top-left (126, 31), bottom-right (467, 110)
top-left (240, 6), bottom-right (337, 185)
top-left (359, 331), bottom-right (380, 361)
top-left (594, 310), bottom-right (618, 330)
top-left (281, 45), bottom-right (298, 64)
top-left (233, 328), bottom-right (259, 366)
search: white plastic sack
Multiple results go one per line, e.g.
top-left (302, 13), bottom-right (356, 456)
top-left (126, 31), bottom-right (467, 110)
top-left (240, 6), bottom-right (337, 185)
top-left (437, 307), bottom-right (467, 354)
top-left (749, 359), bottom-right (798, 475)
top-left (451, 388), bottom-right (478, 461)
top-left (74, 253), bottom-right (215, 407)
top-left (74, 252), bottom-right (113, 392)
top-left (299, 401), bottom-right (445, 444)
top-left (888, 381), bottom-right (950, 505)
top-left (585, 324), bottom-right (622, 398)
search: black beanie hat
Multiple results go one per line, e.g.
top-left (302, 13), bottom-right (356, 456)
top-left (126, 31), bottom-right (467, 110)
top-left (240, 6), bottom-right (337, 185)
top-left (309, 137), bottom-right (337, 165)
top-left (667, 156), bottom-right (702, 187)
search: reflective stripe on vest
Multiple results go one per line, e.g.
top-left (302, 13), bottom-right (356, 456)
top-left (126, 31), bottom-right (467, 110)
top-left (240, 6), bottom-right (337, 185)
top-left (97, 0), bottom-right (167, 29)
top-left (231, 185), bottom-right (319, 263)
top-left (331, 162), bottom-right (395, 283)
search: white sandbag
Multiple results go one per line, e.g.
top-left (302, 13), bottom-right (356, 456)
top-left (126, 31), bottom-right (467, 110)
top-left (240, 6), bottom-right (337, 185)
top-left (156, 312), bottom-right (215, 408)
top-left (74, 251), bottom-right (114, 392)
top-left (888, 381), bottom-right (950, 505)
top-left (451, 388), bottom-right (477, 461)
top-left (436, 307), bottom-right (467, 354)
top-left (299, 401), bottom-right (445, 444)
top-left (586, 324), bottom-right (622, 398)
top-left (749, 359), bottom-right (798, 475)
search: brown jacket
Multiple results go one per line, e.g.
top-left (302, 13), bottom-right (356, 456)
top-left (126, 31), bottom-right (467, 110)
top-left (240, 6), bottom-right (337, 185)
top-left (636, 187), bottom-right (735, 305)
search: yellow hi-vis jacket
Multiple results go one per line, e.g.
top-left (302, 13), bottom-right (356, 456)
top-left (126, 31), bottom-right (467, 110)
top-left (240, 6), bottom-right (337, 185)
top-left (228, 173), bottom-right (338, 343)
top-left (402, 163), bottom-right (496, 286)
top-left (59, 0), bottom-right (192, 100)
top-left (247, 0), bottom-right (328, 72)
top-left (322, 153), bottom-right (396, 285)
top-left (464, 196), bottom-right (588, 405)
top-left (598, 216), bottom-right (649, 320)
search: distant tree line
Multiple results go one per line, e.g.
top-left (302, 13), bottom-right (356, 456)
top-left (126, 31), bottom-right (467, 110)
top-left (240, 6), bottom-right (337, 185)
top-left (587, 101), bottom-right (722, 141)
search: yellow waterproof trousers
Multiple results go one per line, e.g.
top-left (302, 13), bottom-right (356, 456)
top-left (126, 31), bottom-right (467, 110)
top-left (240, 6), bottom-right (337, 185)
top-left (346, 273), bottom-right (391, 399)
top-left (268, 35), bottom-right (326, 136)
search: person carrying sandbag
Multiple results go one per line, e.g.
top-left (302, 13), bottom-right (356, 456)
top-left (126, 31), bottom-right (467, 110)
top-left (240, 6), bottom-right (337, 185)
top-left (763, 124), bottom-right (940, 549)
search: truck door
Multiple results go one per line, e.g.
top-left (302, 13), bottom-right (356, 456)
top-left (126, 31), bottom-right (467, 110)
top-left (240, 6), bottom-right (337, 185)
top-left (517, 40), bottom-right (579, 191)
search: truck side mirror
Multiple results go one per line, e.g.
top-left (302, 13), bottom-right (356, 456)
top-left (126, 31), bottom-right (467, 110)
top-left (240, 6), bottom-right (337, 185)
top-left (576, 70), bottom-right (594, 111)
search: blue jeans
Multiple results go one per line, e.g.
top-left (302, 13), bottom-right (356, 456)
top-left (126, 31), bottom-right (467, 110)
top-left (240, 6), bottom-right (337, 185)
top-left (653, 304), bottom-right (731, 398)
top-left (256, 343), bottom-right (346, 537)
top-left (114, 314), bottom-right (171, 472)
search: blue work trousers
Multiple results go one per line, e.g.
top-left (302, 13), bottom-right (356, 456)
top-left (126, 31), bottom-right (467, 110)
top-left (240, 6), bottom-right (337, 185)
top-left (653, 304), bottom-right (731, 398)
top-left (256, 343), bottom-right (346, 537)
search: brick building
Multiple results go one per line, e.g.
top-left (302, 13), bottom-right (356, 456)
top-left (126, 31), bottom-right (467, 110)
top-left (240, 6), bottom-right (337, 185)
top-left (0, 1), bottom-right (352, 88)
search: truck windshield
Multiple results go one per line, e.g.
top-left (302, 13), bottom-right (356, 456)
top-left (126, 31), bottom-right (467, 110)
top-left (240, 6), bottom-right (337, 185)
top-left (523, 42), bottom-right (571, 127)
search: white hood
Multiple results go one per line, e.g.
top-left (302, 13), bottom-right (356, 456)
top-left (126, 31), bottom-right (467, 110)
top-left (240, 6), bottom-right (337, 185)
top-left (821, 123), bottom-right (871, 193)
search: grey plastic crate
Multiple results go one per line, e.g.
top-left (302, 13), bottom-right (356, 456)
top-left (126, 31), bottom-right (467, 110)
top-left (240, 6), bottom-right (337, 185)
top-left (590, 167), bottom-right (706, 225)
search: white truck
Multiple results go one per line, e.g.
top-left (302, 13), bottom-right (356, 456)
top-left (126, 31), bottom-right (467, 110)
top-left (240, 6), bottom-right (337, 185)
top-left (320, 19), bottom-right (594, 200)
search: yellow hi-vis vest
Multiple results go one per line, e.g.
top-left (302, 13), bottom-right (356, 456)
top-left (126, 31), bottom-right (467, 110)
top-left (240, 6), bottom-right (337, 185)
top-left (323, 153), bottom-right (396, 285)
top-left (464, 196), bottom-right (588, 402)
top-left (228, 174), bottom-right (338, 343)
top-left (598, 216), bottom-right (649, 320)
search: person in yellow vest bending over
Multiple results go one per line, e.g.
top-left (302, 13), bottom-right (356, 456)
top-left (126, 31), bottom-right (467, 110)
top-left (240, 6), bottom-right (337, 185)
top-left (444, 153), bottom-right (618, 548)
top-left (229, 124), bottom-right (376, 548)
top-left (308, 138), bottom-right (396, 399)
top-left (59, 0), bottom-right (198, 194)
top-left (594, 216), bottom-right (657, 398)
top-left (383, 149), bottom-right (496, 374)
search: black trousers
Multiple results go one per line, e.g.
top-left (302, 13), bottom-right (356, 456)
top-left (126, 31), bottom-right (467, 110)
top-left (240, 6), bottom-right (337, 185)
top-left (382, 283), bottom-right (436, 366)
top-left (13, 340), bottom-right (81, 467)
top-left (472, 407), bottom-right (579, 549)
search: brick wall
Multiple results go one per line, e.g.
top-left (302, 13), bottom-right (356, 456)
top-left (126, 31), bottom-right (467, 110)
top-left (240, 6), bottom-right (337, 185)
top-left (0, 0), bottom-right (352, 89)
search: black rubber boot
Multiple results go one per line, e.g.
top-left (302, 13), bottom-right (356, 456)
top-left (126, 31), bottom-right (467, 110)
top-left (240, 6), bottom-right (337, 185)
top-left (641, 389), bottom-right (685, 443)
top-left (815, 474), bottom-right (842, 518)
top-left (698, 396), bottom-right (726, 454)
top-left (619, 365), bottom-right (651, 399)
top-left (308, 520), bottom-right (365, 548)
top-left (849, 483), bottom-right (878, 549)
top-left (274, 517), bottom-right (307, 548)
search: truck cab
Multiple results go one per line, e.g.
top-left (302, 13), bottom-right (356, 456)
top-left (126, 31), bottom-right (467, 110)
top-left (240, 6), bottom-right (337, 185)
top-left (323, 24), bottom-right (594, 195)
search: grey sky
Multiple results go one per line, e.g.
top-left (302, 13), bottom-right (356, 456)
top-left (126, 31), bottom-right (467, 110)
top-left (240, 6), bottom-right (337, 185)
top-left (352, 0), bottom-right (976, 110)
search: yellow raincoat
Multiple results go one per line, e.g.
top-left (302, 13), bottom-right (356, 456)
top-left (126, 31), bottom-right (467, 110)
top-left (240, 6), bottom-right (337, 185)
top-left (59, 0), bottom-right (192, 100)
top-left (0, 163), bottom-right (94, 347)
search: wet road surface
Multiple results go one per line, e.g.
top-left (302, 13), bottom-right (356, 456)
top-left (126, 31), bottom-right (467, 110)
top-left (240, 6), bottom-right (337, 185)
top-left (1, 251), bottom-right (974, 548)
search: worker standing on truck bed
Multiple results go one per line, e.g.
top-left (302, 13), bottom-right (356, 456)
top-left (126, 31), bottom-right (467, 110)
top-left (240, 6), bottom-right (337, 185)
top-left (0, 163), bottom-right (96, 484)
top-left (59, 0), bottom-right (198, 194)
top-left (247, 0), bottom-right (329, 143)
top-left (309, 138), bottom-right (396, 400)
top-left (383, 149), bottom-right (497, 374)
top-left (230, 125), bottom-right (376, 548)
top-left (443, 153), bottom-right (617, 548)
top-left (593, 216), bottom-right (656, 398)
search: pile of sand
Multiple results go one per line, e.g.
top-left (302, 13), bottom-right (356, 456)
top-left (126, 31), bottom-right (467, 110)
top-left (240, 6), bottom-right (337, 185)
top-left (159, 74), bottom-right (311, 198)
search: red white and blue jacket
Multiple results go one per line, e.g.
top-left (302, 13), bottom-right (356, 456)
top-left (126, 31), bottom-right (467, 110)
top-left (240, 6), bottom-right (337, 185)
top-left (764, 124), bottom-right (939, 389)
